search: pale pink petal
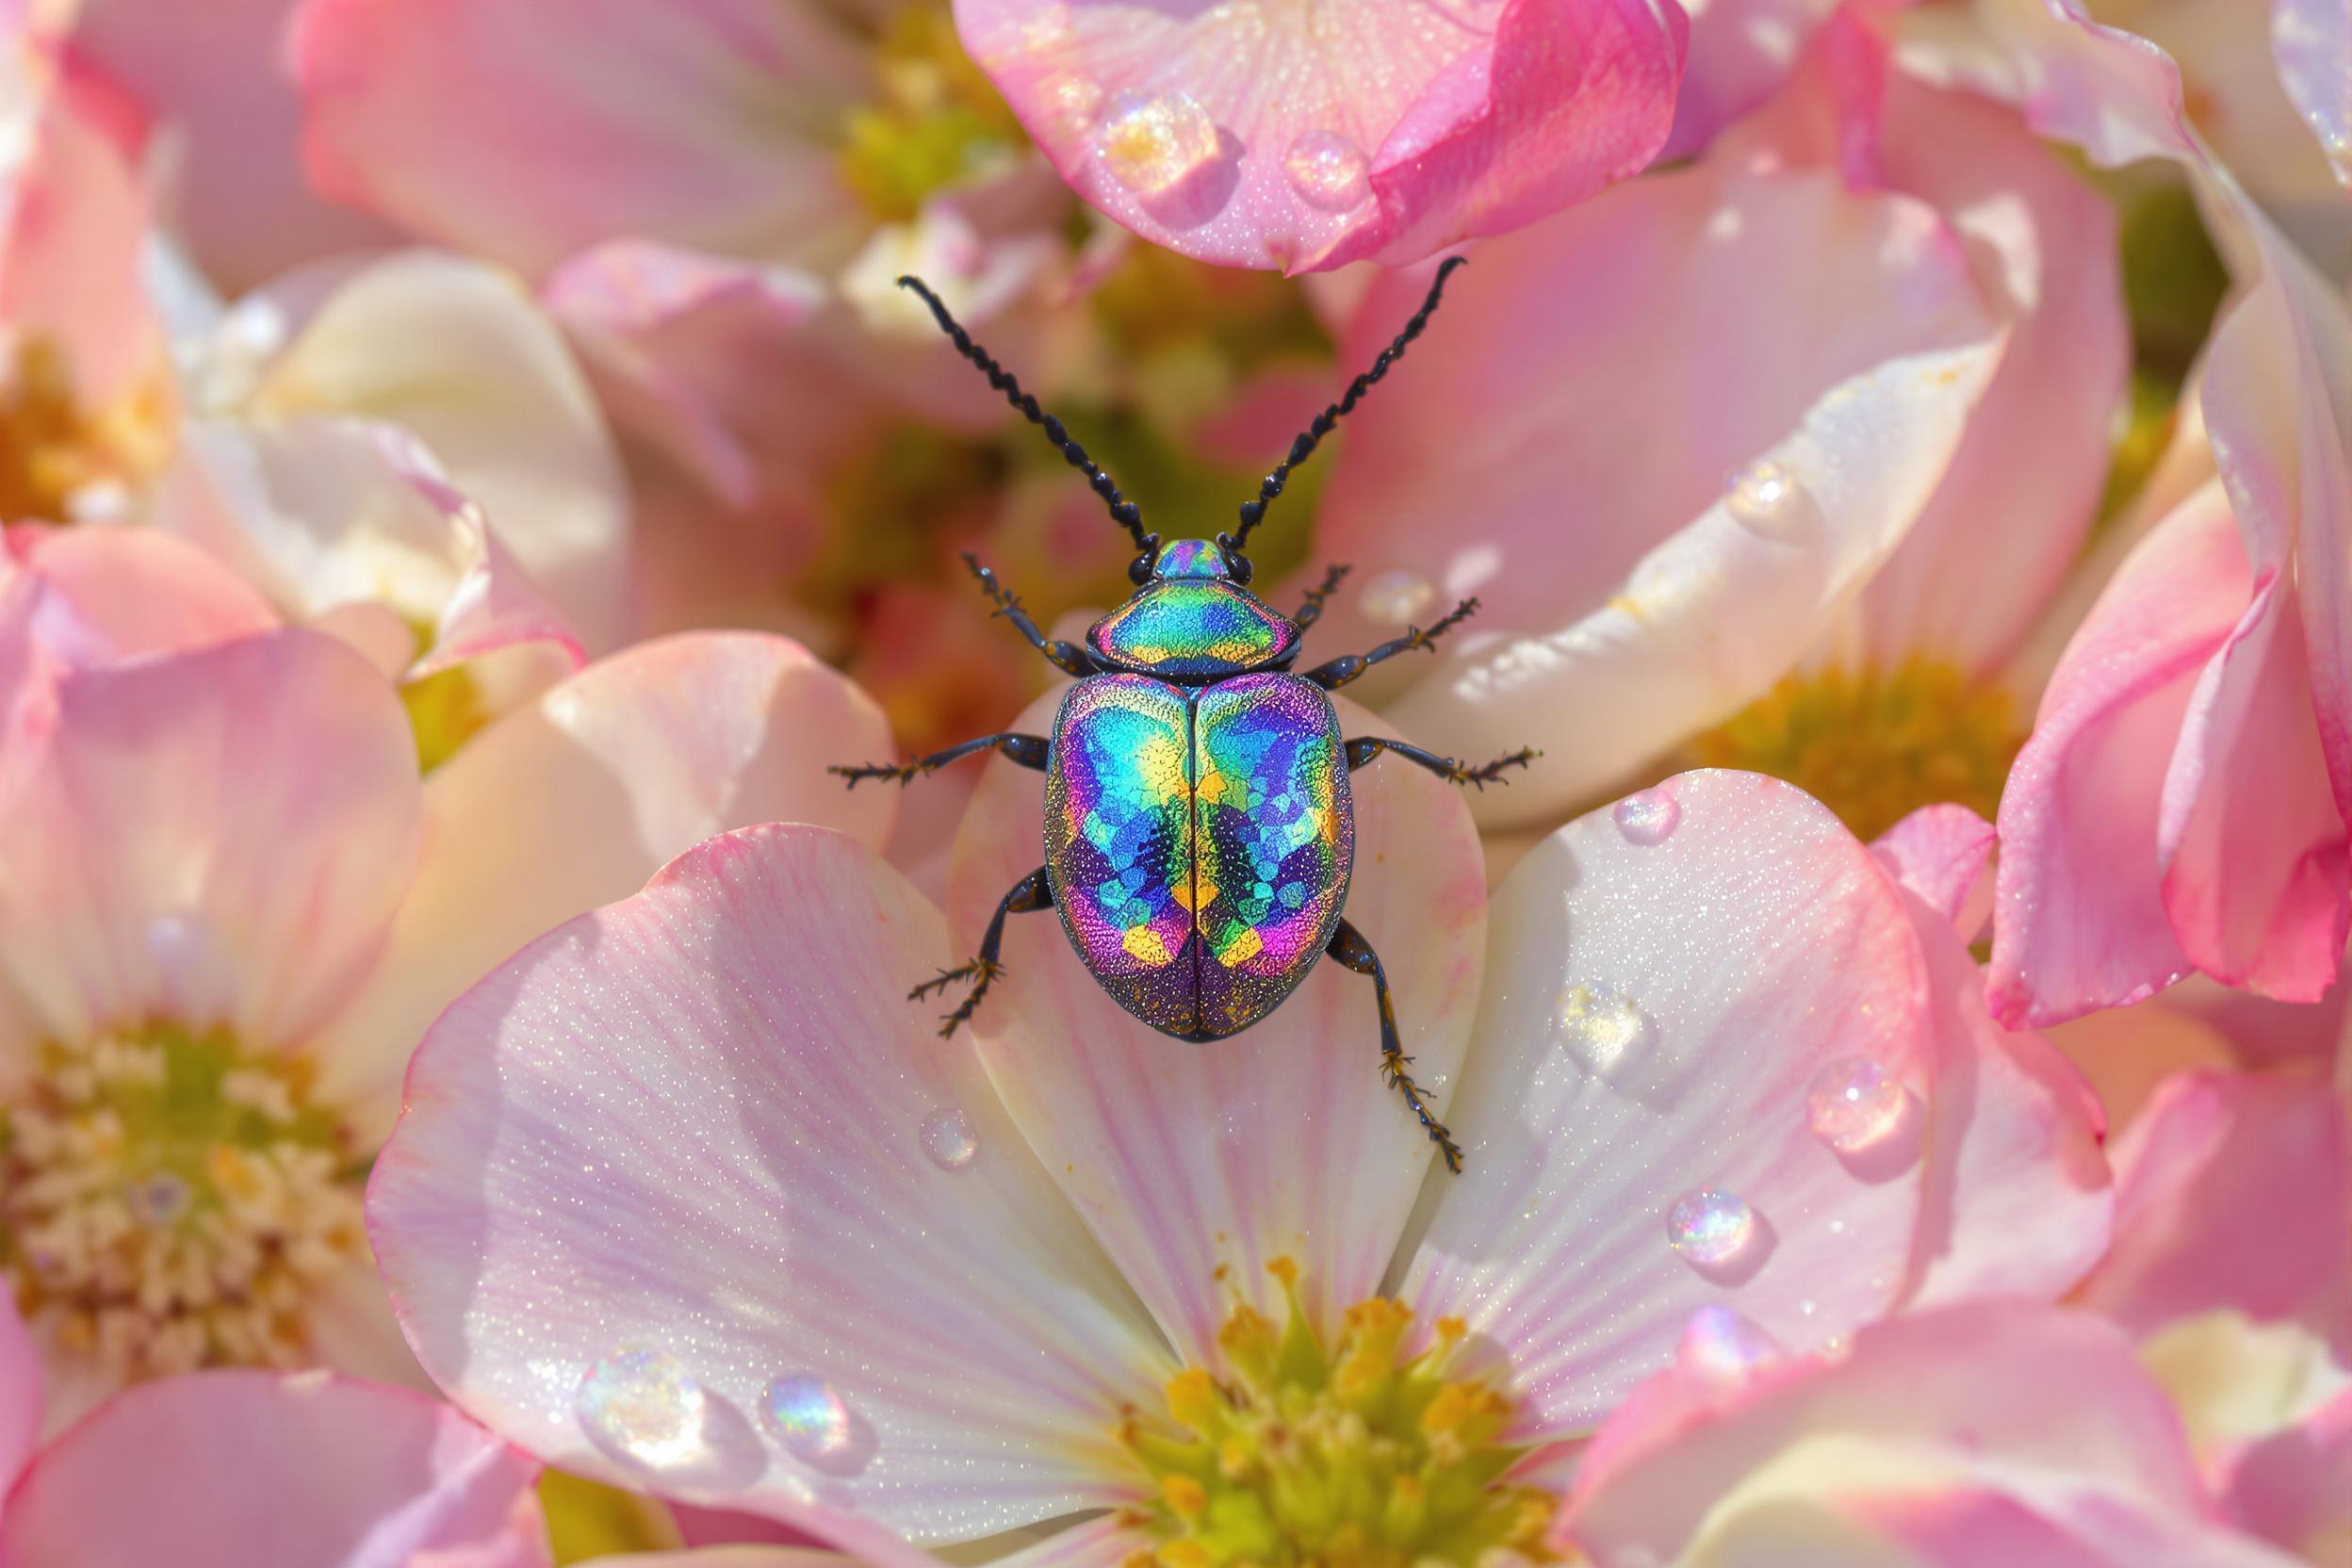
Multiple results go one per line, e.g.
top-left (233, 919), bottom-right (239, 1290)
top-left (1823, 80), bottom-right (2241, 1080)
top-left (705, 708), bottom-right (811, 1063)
top-left (0, 1296), bottom-right (39, 1504)
top-left (1401, 772), bottom-right (1931, 1435)
top-left (2074, 1069), bottom-right (2351, 1333)
top-left (2228, 1385), bottom-right (2352, 1555)
top-left (2274, 0), bottom-right (2352, 187)
top-left (1305, 158), bottom-right (2001, 825)
top-left (2159, 571), bottom-right (2350, 1001)
top-left (1988, 484), bottom-right (2246, 1027)
top-left (1899, 888), bottom-right (2115, 1308)
top-left (959, 0), bottom-right (1685, 273)
top-left (368, 826), bottom-right (1170, 1539)
top-left (0, 629), bottom-right (418, 1051)
top-left (0, 97), bottom-right (160, 409)
top-left (0, 1370), bottom-right (548, 1568)
top-left (982, 1516), bottom-right (1135, 1568)
top-left (3, 523), bottom-right (278, 666)
top-left (312, 632), bottom-right (896, 1138)
top-left (1871, 803), bottom-right (1995, 934)
top-left (950, 690), bottom-right (1486, 1364)
top-left (408, 484), bottom-right (588, 681)
top-left (242, 250), bottom-right (633, 652)
top-left (1563, 1303), bottom-right (2283, 1568)
top-left (292, 0), bottom-right (868, 277)
top-left (67, 0), bottom-right (403, 292)
top-left (1659, 0), bottom-right (1840, 159)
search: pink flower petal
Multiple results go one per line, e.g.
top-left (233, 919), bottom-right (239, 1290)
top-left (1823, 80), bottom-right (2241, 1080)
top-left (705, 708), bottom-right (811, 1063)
top-left (0, 629), bottom-right (418, 1051)
top-left (368, 825), bottom-right (1170, 1540)
top-left (0, 1296), bottom-right (39, 1505)
top-left (2073, 1069), bottom-right (2351, 1334)
top-left (1871, 803), bottom-right (1996, 935)
top-left (3, 524), bottom-right (278, 668)
top-left (1304, 154), bottom-right (2001, 825)
top-left (958, 0), bottom-right (1685, 272)
top-left (292, 0), bottom-right (869, 278)
top-left (1401, 772), bottom-right (1933, 1434)
top-left (949, 689), bottom-right (1486, 1364)
top-left (1563, 1302), bottom-right (2285, 1568)
top-left (0, 96), bottom-right (161, 409)
top-left (1659, 0), bottom-right (1841, 159)
top-left (2228, 1384), bottom-right (2352, 1555)
top-left (1989, 485), bottom-right (2246, 1027)
top-left (0, 1370), bottom-right (548, 1568)
top-left (2274, 0), bottom-right (2352, 188)
top-left (311, 632), bottom-right (896, 1140)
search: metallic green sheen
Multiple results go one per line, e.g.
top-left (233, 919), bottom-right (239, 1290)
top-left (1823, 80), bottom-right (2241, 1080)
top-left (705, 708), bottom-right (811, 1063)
top-left (1086, 581), bottom-right (1298, 680)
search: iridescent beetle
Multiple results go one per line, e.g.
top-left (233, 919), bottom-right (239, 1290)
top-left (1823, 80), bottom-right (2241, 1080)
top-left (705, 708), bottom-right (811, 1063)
top-left (834, 258), bottom-right (1535, 1170)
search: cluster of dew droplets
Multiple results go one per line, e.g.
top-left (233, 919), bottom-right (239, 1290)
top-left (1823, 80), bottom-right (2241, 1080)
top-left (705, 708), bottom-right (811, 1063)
top-left (1084, 84), bottom-right (1374, 219)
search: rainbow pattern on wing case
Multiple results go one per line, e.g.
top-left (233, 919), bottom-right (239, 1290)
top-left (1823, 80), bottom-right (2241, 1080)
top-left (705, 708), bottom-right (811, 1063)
top-left (1087, 584), bottom-right (1298, 677)
top-left (1044, 675), bottom-right (1199, 1034)
top-left (1192, 673), bottom-right (1353, 1036)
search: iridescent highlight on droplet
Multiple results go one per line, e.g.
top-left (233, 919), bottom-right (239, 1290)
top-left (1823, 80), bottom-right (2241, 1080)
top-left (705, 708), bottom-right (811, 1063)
top-left (1676, 1305), bottom-right (1782, 1379)
top-left (761, 1373), bottom-right (867, 1474)
top-left (1667, 1188), bottom-right (1756, 1271)
top-left (1095, 91), bottom-right (1219, 197)
top-left (1613, 789), bottom-right (1680, 844)
top-left (1805, 1056), bottom-right (1911, 1153)
top-left (575, 1348), bottom-right (708, 1471)
top-left (1283, 128), bottom-right (1372, 212)
top-left (919, 1106), bottom-right (979, 1170)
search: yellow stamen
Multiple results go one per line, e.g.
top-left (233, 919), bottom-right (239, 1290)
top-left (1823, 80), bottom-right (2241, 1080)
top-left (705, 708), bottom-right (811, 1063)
top-left (0, 336), bottom-right (172, 523)
top-left (1116, 1260), bottom-right (1559, 1568)
top-left (1684, 659), bottom-right (2020, 841)
top-left (837, 7), bottom-right (1026, 220)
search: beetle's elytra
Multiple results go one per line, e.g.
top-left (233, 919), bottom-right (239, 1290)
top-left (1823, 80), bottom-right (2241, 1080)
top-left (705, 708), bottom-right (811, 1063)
top-left (833, 258), bottom-right (1538, 1172)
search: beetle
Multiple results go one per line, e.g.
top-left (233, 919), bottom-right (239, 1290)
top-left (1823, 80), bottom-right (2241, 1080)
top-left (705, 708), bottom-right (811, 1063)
top-left (833, 257), bottom-right (1535, 1171)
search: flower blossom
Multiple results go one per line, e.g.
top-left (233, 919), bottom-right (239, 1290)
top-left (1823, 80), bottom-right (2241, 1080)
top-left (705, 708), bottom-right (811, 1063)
top-left (0, 530), bottom-right (893, 1427)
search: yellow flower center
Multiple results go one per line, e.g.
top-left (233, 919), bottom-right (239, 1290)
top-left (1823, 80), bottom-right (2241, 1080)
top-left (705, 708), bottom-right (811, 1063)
top-left (0, 1025), bottom-right (367, 1381)
top-left (402, 663), bottom-right (492, 774)
top-left (1684, 659), bottom-right (2021, 842)
top-left (838, 8), bottom-right (1028, 221)
top-left (1115, 1262), bottom-right (1558, 1568)
top-left (0, 336), bottom-right (172, 524)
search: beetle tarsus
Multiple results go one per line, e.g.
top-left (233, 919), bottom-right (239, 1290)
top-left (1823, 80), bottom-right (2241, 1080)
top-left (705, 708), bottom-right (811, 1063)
top-left (1342, 737), bottom-right (1542, 792)
top-left (1292, 564), bottom-right (1352, 631)
top-left (1303, 596), bottom-right (1482, 690)
top-left (1327, 916), bottom-right (1464, 1175)
top-left (920, 866), bottom-right (1055, 1038)
top-left (830, 760), bottom-right (923, 790)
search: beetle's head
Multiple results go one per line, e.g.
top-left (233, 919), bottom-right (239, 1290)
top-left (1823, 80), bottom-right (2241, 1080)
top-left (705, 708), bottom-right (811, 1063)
top-left (1129, 534), bottom-right (1255, 586)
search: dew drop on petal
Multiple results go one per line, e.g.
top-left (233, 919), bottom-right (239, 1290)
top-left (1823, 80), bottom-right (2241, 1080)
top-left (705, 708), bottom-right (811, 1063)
top-left (1676, 1305), bottom-right (1781, 1379)
top-left (762, 1374), bottom-right (871, 1476)
top-left (1667, 1188), bottom-right (1756, 1271)
top-left (576, 1348), bottom-right (708, 1471)
top-left (1095, 91), bottom-right (1220, 197)
top-left (1723, 458), bottom-right (1813, 539)
top-left (1805, 1056), bottom-right (1911, 1153)
top-left (920, 1106), bottom-right (979, 1170)
top-left (1612, 789), bottom-right (1680, 845)
top-left (1559, 983), bottom-right (1652, 1079)
top-left (1283, 129), bottom-right (1372, 212)
top-left (1358, 567), bottom-right (1434, 626)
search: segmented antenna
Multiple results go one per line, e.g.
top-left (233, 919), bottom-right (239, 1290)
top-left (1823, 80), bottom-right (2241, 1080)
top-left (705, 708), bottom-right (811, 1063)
top-left (895, 276), bottom-right (1150, 553)
top-left (1228, 255), bottom-right (1468, 554)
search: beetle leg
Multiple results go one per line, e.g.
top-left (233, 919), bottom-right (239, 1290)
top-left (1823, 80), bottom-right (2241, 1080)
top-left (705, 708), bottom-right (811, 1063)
top-left (963, 553), bottom-right (1096, 678)
top-left (1301, 596), bottom-right (1480, 690)
top-left (919, 866), bottom-right (1054, 1038)
top-left (1290, 563), bottom-right (1351, 631)
top-left (1343, 737), bottom-right (1542, 791)
top-left (831, 733), bottom-right (1049, 790)
top-left (1324, 918), bottom-right (1463, 1174)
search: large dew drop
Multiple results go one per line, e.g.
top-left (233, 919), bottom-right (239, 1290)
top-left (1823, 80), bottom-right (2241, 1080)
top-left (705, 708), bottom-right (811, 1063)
top-left (1283, 129), bottom-right (1372, 212)
top-left (1805, 1056), bottom-right (1916, 1156)
top-left (1096, 91), bottom-right (1220, 198)
top-left (1612, 789), bottom-right (1680, 845)
top-left (920, 1105), bottom-right (979, 1170)
top-left (576, 1348), bottom-right (709, 1472)
top-left (762, 1373), bottom-right (873, 1477)
top-left (1723, 458), bottom-right (1815, 540)
top-left (1676, 1305), bottom-right (1781, 1379)
top-left (1560, 983), bottom-right (1652, 1079)
top-left (1358, 567), bottom-right (1435, 626)
top-left (1667, 1188), bottom-right (1757, 1273)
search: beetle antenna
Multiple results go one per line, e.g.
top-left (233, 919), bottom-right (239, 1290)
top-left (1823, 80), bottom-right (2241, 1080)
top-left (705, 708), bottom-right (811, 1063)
top-left (895, 275), bottom-right (1150, 553)
top-left (1227, 255), bottom-right (1468, 556)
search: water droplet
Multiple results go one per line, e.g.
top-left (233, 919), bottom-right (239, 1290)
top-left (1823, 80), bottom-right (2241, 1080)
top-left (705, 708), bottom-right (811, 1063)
top-left (920, 1106), bottom-right (979, 1170)
top-left (1283, 129), bottom-right (1371, 212)
top-left (1723, 458), bottom-right (1813, 539)
top-left (1095, 91), bottom-right (1220, 198)
top-left (576, 1348), bottom-right (709, 1471)
top-left (1677, 1306), bottom-right (1781, 1379)
top-left (1042, 73), bottom-right (1103, 135)
top-left (1560, 983), bottom-right (1651, 1077)
top-left (1358, 567), bottom-right (1434, 626)
top-left (762, 1374), bottom-right (873, 1477)
top-left (1667, 1188), bottom-right (1756, 1272)
top-left (1805, 1056), bottom-right (1911, 1153)
top-left (1612, 789), bottom-right (1679, 845)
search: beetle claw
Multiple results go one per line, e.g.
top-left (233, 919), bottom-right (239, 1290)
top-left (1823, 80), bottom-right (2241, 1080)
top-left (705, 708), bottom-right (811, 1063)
top-left (830, 760), bottom-right (922, 791)
top-left (913, 956), bottom-right (1005, 1037)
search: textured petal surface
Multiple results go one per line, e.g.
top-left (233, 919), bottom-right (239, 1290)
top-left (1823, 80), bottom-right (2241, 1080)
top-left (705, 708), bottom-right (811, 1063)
top-left (0, 629), bottom-right (417, 1053)
top-left (1562, 1303), bottom-right (2297, 1568)
top-left (2274, 0), bottom-right (2352, 188)
top-left (958, 0), bottom-right (1684, 272)
top-left (313, 632), bottom-right (895, 1139)
top-left (0, 1370), bottom-right (548, 1568)
top-left (2074, 1069), bottom-right (2351, 1334)
top-left (1871, 803), bottom-right (1995, 934)
top-left (292, 0), bottom-right (868, 276)
top-left (368, 825), bottom-right (1171, 1543)
top-left (1989, 485), bottom-right (2245, 1027)
top-left (0, 1297), bottom-right (38, 1506)
top-left (1400, 772), bottom-right (1930, 1436)
top-left (1306, 155), bottom-right (2001, 825)
top-left (952, 687), bottom-right (1485, 1364)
